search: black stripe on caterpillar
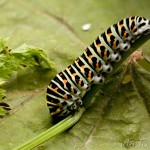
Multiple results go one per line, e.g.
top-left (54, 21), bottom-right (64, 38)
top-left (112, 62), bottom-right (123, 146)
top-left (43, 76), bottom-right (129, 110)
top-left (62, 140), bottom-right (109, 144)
top-left (46, 16), bottom-right (150, 120)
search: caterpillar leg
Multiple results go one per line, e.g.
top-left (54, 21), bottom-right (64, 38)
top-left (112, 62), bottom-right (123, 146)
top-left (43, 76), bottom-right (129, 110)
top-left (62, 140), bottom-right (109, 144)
top-left (77, 99), bottom-right (83, 106)
top-left (109, 52), bottom-right (122, 62)
top-left (61, 109), bottom-right (71, 116)
top-left (119, 42), bottom-right (131, 51)
top-left (56, 101), bottom-right (82, 117)
top-left (102, 62), bottom-right (113, 72)
top-left (93, 73), bottom-right (105, 84)
top-left (69, 102), bottom-right (78, 110)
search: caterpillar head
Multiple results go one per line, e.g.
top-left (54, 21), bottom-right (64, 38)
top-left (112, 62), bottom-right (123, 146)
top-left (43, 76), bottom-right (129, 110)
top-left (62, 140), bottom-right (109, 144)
top-left (70, 102), bottom-right (77, 110)
top-left (137, 17), bottom-right (150, 35)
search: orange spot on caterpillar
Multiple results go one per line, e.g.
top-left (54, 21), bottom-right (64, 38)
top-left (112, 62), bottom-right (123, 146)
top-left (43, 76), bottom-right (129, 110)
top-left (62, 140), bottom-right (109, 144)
top-left (72, 73), bottom-right (76, 77)
top-left (123, 32), bottom-right (127, 37)
top-left (119, 24), bottom-right (124, 28)
top-left (113, 40), bottom-right (117, 46)
top-left (96, 62), bottom-right (99, 68)
top-left (81, 65), bottom-right (85, 69)
top-left (63, 79), bottom-right (67, 84)
top-left (51, 108), bottom-right (62, 115)
top-left (68, 67), bottom-right (71, 70)
top-left (88, 55), bottom-right (92, 59)
top-left (64, 94), bottom-right (68, 99)
top-left (78, 80), bottom-right (82, 86)
top-left (107, 33), bottom-right (111, 36)
top-left (71, 88), bottom-right (74, 93)
top-left (132, 28), bottom-right (136, 32)
top-left (88, 73), bottom-right (91, 78)
top-left (97, 43), bottom-right (101, 47)
top-left (104, 51), bottom-right (107, 57)
top-left (54, 87), bottom-right (59, 92)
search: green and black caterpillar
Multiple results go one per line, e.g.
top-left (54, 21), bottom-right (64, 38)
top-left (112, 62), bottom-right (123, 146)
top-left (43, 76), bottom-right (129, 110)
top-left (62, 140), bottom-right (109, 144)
top-left (46, 16), bottom-right (150, 120)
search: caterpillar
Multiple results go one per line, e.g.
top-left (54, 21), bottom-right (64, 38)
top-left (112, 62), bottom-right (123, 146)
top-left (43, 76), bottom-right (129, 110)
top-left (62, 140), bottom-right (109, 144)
top-left (46, 16), bottom-right (150, 120)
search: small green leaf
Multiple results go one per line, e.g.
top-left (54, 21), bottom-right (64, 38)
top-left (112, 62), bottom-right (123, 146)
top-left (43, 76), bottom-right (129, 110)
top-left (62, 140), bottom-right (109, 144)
top-left (0, 106), bottom-right (8, 117)
top-left (0, 89), bottom-right (5, 100)
top-left (122, 75), bottom-right (132, 84)
top-left (0, 38), bottom-right (55, 102)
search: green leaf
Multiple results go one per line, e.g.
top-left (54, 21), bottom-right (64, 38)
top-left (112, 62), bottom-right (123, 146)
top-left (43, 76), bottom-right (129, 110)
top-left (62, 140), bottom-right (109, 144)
top-left (0, 1), bottom-right (150, 150)
top-left (122, 75), bottom-right (132, 84)
top-left (10, 44), bottom-right (55, 69)
top-left (0, 106), bottom-right (7, 117)
top-left (0, 37), bottom-right (54, 102)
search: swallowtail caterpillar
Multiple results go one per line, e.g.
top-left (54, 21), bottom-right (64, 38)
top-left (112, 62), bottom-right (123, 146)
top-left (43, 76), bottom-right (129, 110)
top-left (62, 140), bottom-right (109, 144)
top-left (46, 16), bottom-right (150, 121)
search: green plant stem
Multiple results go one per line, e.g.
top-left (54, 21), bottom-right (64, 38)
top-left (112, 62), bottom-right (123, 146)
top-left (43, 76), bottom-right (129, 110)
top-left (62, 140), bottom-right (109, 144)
top-left (13, 34), bottom-right (150, 150)
top-left (13, 107), bottom-right (85, 150)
